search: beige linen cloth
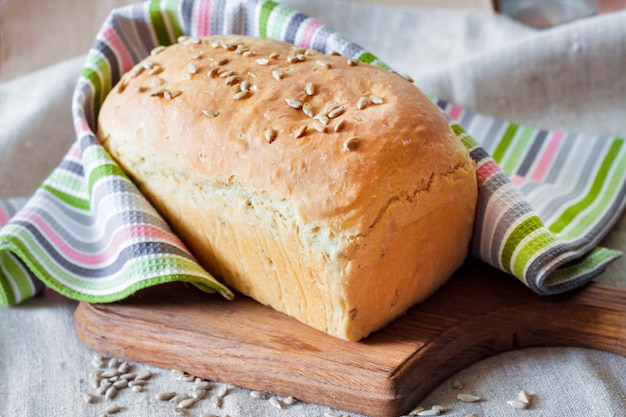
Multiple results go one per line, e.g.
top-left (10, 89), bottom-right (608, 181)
top-left (1, 0), bottom-right (625, 416)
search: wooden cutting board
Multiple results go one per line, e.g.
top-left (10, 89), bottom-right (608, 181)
top-left (74, 258), bottom-right (626, 417)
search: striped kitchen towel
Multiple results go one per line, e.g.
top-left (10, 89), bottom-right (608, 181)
top-left (0, 0), bottom-right (623, 307)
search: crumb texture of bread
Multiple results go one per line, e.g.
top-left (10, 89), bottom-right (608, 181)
top-left (97, 35), bottom-right (478, 341)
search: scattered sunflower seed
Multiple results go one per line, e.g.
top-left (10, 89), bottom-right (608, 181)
top-left (264, 128), bottom-right (278, 143)
top-left (269, 397), bottom-right (284, 409)
top-left (135, 370), bottom-right (152, 380)
top-left (208, 67), bottom-right (220, 77)
top-left (225, 75), bottom-right (239, 86)
top-left (120, 372), bottom-right (136, 380)
top-left (132, 385), bottom-right (144, 393)
top-left (210, 395), bottom-right (223, 408)
top-left (432, 405), bottom-right (449, 412)
top-left (507, 400), bottom-right (528, 409)
top-left (219, 70), bottom-right (236, 78)
top-left (356, 96), bottom-right (369, 110)
top-left (457, 393), bottom-right (482, 403)
top-left (316, 60), bottom-right (332, 69)
top-left (269, 52), bottom-right (280, 59)
top-left (517, 390), bottom-right (531, 404)
top-left (250, 390), bottom-right (266, 399)
top-left (116, 78), bottom-right (128, 93)
top-left (157, 391), bottom-right (178, 401)
top-left (285, 98), bottom-right (303, 109)
top-left (130, 65), bottom-right (145, 78)
top-left (82, 393), bottom-right (96, 404)
top-left (313, 122), bottom-right (326, 133)
top-left (217, 57), bottom-right (229, 66)
top-left (302, 103), bottom-right (314, 118)
top-left (305, 81), bottom-right (315, 96)
top-left (452, 379), bottom-right (464, 390)
top-left (408, 406), bottom-right (425, 416)
top-left (287, 55), bottom-right (298, 63)
top-left (177, 35), bottom-right (190, 43)
top-left (330, 51), bottom-right (342, 56)
top-left (170, 369), bottom-right (184, 377)
top-left (101, 370), bottom-right (119, 378)
top-left (334, 119), bottom-right (346, 132)
top-left (370, 95), bottom-right (383, 104)
top-left (129, 380), bottom-right (147, 387)
top-left (113, 380), bottom-right (128, 389)
top-left (416, 409), bottom-right (441, 416)
top-left (465, 414), bottom-right (479, 417)
top-left (192, 389), bottom-right (207, 400)
top-left (343, 136), bottom-right (359, 151)
top-left (191, 52), bottom-right (203, 59)
top-left (233, 90), bottom-right (249, 100)
top-left (284, 396), bottom-right (297, 405)
top-left (170, 393), bottom-right (191, 404)
top-left (202, 109), bottom-right (220, 118)
top-left (256, 58), bottom-right (269, 65)
top-left (231, 83), bottom-right (241, 93)
top-left (178, 398), bottom-right (196, 409)
top-left (118, 362), bottom-right (130, 374)
top-left (194, 381), bottom-right (211, 390)
top-left (216, 384), bottom-right (229, 397)
top-left (104, 405), bottom-right (121, 414)
top-left (187, 63), bottom-right (198, 74)
top-left (173, 407), bottom-right (188, 416)
top-left (92, 358), bottom-right (105, 368)
top-left (294, 125), bottom-right (307, 138)
top-left (148, 66), bottom-right (164, 76)
top-left (272, 70), bottom-right (283, 80)
top-left (240, 80), bottom-right (250, 92)
top-left (150, 45), bottom-right (166, 56)
top-left (142, 60), bottom-right (155, 70)
top-left (104, 386), bottom-right (118, 400)
top-left (401, 73), bottom-right (414, 82)
top-left (328, 106), bottom-right (344, 119)
top-left (315, 114), bottom-right (329, 125)
top-left (296, 53), bottom-right (306, 62)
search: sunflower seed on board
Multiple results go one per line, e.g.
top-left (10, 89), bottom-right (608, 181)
top-left (327, 106), bottom-right (344, 119)
top-left (117, 362), bottom-right (130, 374)
top-left (131, 385), bottom-right (144, 393)
top-left (432, 405), bottom-right (449, 412)
top-left (316, 60), bottom-right (332, 68)
top-left (284, 396), bottom-right (297, 405)
top-left (507, 399), bottom-right (528, 409)
top-left (92, 358), bottom-right (105, 368)
top-left (173, 407), bottom-right (188, 416)
top-left (256, 58), bottom-right (269, 65)
top-left (128, 380), bottom-right (147, 387)
top-left (408, 406), bottom-right (425, 416)
top-left (457, 393), bottom-right (482, 403)
top-left (216, 384), bottom-right (229, 397)
top-left (465, 414), bottom-right (479, 417)
top-left (313, 122), bottom-right (326, 133)
top-left (343, 137), bottom-right (359, 151)
top-left (201, 414), bottom-right (219, 417)
top-left (233, 90), bottom-right (249, 100)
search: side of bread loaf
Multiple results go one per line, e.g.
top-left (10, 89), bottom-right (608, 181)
top-left (97, 35), bottom-right (477, 341)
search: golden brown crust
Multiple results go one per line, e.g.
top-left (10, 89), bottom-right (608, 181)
top-left (97, 35), bottom-right (478, 341)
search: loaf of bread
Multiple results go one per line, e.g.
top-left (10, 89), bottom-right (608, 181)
top-left (97, 35), bottom-right (478, 341)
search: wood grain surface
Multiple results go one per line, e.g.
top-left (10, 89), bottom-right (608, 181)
top-left (74, 257), bottom-right (626, 417)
